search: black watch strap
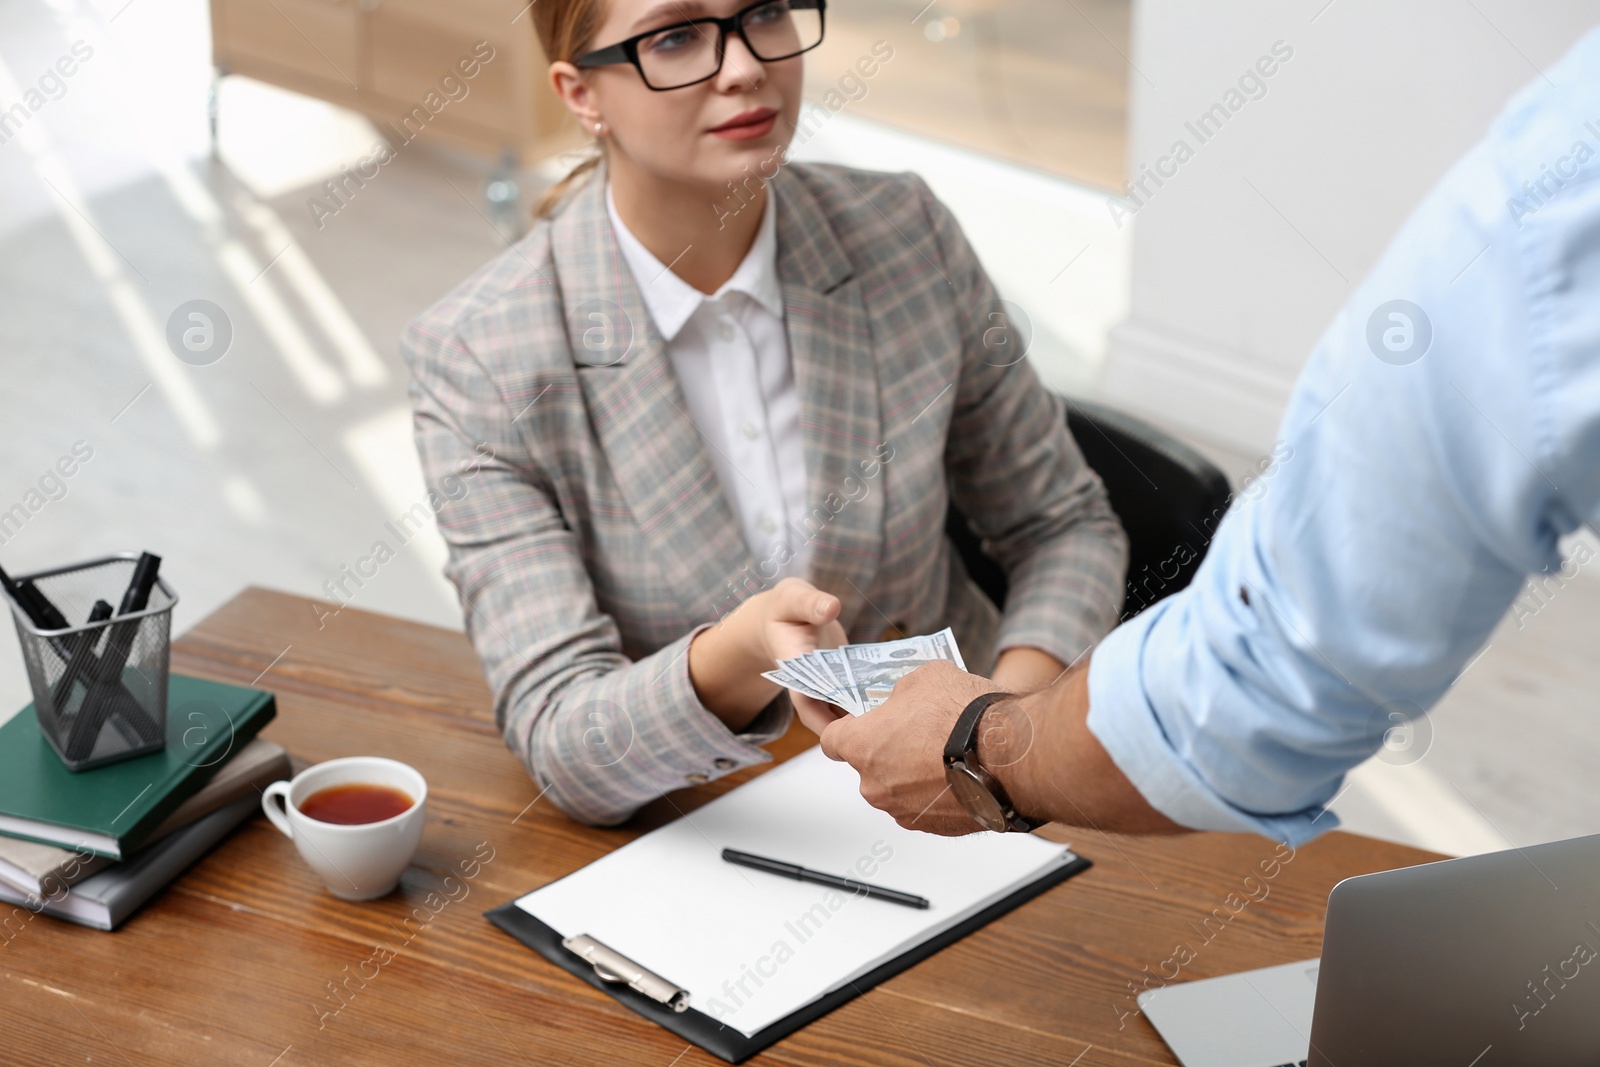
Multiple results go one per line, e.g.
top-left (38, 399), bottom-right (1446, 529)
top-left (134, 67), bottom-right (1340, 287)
top-left (945, 692), bottom-right (1042, 833)
top-left (944, 692), bottom-right (1010, 763)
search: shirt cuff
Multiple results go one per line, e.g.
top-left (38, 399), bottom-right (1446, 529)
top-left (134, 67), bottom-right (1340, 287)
top-left (1085, 601), bottom-right (1339, 846)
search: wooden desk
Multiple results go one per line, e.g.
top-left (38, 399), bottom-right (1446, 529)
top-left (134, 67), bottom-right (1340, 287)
top-left (1, 588), bottom-right (1440, 1066)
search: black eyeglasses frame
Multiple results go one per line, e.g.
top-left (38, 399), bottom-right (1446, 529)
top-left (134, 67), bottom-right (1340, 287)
top-left (573, 0), bottom-right (827, 91)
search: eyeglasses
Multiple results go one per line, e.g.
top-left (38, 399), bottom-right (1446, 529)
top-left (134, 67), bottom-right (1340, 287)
top-left (575, 0), bottom-right (826, 91)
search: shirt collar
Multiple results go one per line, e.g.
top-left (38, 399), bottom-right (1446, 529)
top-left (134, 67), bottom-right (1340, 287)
top-left (605, 179), bottom-right (783, 342)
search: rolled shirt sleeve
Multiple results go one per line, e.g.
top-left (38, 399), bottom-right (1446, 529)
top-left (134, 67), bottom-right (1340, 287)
top-left (1087, 30), bottom-right (1600, 844)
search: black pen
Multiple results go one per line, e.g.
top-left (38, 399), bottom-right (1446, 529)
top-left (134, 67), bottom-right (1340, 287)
top-left (721, 848), bottom-right (930, 909)
top-left (52, 599), bottom-right (113, 708)
top-left (73, 553), bottom-right (164, 757)
top-left (0, 562), bottom-right (72, 640)
top-left (58, 600), bottom-right (114, 755)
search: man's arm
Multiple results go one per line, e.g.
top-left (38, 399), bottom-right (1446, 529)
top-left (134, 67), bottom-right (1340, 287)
top-left (826, 137), bottom-right (1543, 839)
top-left (978, 664), bottom-right (1183, 833)
top-left (819, 658), bottom-right (1182, 836)
top-left (825, 34), bottom-right (1600, 841)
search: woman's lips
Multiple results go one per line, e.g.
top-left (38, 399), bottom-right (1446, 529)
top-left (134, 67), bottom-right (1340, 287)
top-left (710, 108), bottom-right (778, 140)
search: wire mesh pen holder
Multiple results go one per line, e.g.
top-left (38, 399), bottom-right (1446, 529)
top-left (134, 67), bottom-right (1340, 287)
top-left (4, 554), bottom-right (177, 771)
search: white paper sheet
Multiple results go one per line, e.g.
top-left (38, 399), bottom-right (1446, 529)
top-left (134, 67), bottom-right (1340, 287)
top-left (515, 748), bottom-right (1076, 1037)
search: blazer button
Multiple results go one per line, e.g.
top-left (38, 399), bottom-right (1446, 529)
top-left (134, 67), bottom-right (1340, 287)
top-left (685, 772), bottom-right (709, 785)
top-left (713, 757), bottom-right (737, 771)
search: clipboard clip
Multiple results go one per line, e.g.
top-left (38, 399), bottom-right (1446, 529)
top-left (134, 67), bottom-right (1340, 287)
top-left (562, 933), bottom-right (690, 1013)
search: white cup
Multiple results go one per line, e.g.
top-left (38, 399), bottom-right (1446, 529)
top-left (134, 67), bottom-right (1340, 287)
top-left (261, 756), bottom-right (427, 901)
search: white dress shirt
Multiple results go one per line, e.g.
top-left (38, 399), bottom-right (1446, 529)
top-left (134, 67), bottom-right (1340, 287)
top-left (605, 180), bottom-right (811, 583)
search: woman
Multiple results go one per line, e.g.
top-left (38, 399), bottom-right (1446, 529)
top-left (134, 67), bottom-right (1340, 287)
top-left (402, 0), bottom-right (1128, 826)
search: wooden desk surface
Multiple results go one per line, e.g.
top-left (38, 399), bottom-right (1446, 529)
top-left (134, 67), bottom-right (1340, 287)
top-left (1, 588), bottom-right (1441, 1066)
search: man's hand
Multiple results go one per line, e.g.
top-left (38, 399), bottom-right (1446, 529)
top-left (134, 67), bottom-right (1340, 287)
top-left (819, 661), bottom-right (1001, 835)
top-left (824, 652), bottom-right (1187, 838)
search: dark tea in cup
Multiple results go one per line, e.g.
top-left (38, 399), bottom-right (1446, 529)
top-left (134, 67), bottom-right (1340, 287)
top-left (298, 783), bottom-right (414, 825)
top-left (262, 756), bottom-right (428, 900)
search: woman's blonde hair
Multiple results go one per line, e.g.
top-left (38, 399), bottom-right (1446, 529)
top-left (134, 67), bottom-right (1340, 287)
top-left (531, 0), bottom-right (610, 220)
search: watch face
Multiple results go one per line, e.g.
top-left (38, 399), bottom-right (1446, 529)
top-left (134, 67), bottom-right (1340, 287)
top-left (946, 764), bottom-right (1009, 833)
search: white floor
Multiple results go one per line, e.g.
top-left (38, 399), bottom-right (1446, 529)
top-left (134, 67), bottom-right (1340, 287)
top-left (3, 0), bottom-right (1596, 861)
top-left (0, 2), bottom-right (486, 696)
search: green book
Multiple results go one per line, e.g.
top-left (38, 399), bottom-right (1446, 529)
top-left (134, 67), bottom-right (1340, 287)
top-left (0, 674), bottom-right (276, 860)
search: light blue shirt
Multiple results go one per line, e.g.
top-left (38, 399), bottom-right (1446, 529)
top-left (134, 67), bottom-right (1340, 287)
top-left (1087, 28), bottom-right (1600, 844)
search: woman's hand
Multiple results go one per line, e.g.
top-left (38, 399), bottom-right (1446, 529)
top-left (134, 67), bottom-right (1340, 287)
top-left (749, 577), bottom-right (846, 668)
top-left (749, 579), bottom-right (851, 737)
top-left (686, 577), bottom-right (849, 733)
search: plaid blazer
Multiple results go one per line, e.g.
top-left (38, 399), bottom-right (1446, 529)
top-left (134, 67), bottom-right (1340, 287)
top-left (402, 160), bottom-right (1127, 825)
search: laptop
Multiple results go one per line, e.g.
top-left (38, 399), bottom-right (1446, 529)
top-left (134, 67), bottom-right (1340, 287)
top-left (1138, 832), bottom-right (1600, 1066)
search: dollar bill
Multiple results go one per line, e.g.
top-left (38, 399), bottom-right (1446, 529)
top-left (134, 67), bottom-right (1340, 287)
top-left (780, 652), bottom-right (841, 702)
top-left (812, 647), bottom-right (864, 714)
top-left (760, 665), bottom-right (855, 710)
top-left (840, 627), bottom-right (966, 713)
top-left (765, 628), bottom-right (966, 716)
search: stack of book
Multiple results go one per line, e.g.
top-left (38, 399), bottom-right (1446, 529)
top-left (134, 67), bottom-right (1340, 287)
top-left (0, 673), bottom-right (284, 930)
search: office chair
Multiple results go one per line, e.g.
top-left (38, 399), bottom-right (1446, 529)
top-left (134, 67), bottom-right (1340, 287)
top-left (945, 396), bottom-right (1234, 621)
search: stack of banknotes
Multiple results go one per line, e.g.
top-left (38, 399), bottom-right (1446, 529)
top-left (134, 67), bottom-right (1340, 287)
top-left (761, 627), bottom-right (966, 716)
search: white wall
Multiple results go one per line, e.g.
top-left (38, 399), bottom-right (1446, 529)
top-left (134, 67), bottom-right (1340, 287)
top-left (1100, 0), bottom-right (1600, 455)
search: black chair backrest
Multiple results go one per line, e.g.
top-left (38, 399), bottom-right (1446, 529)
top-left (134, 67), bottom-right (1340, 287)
top-left (944, 396), bottom-right (1234, 621)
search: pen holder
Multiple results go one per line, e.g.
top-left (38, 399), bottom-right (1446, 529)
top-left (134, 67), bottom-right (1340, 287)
top-left (3, 554), bottom-right (177, 771)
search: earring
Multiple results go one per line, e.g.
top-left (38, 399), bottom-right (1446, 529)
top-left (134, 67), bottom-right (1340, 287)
top-left (594, 121), bottom-right (605, 135)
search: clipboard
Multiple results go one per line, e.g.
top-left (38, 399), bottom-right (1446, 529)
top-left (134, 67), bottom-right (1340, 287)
top-left (482, 748), bottom-right (1093, 1063)
top-left (486, 850), bottom-right (1090, 1063)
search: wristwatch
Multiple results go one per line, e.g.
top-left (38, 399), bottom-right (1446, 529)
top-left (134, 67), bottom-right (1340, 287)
top-left (944, 692), bottom-right (1042, 833)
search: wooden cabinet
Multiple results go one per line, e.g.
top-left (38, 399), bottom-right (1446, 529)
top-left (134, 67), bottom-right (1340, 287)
top-left (210, 0), bottom-right (581, 169)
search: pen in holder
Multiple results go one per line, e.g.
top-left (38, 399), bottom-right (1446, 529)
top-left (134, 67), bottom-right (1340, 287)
top-left (1, 553), bottom-right (176, 771)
